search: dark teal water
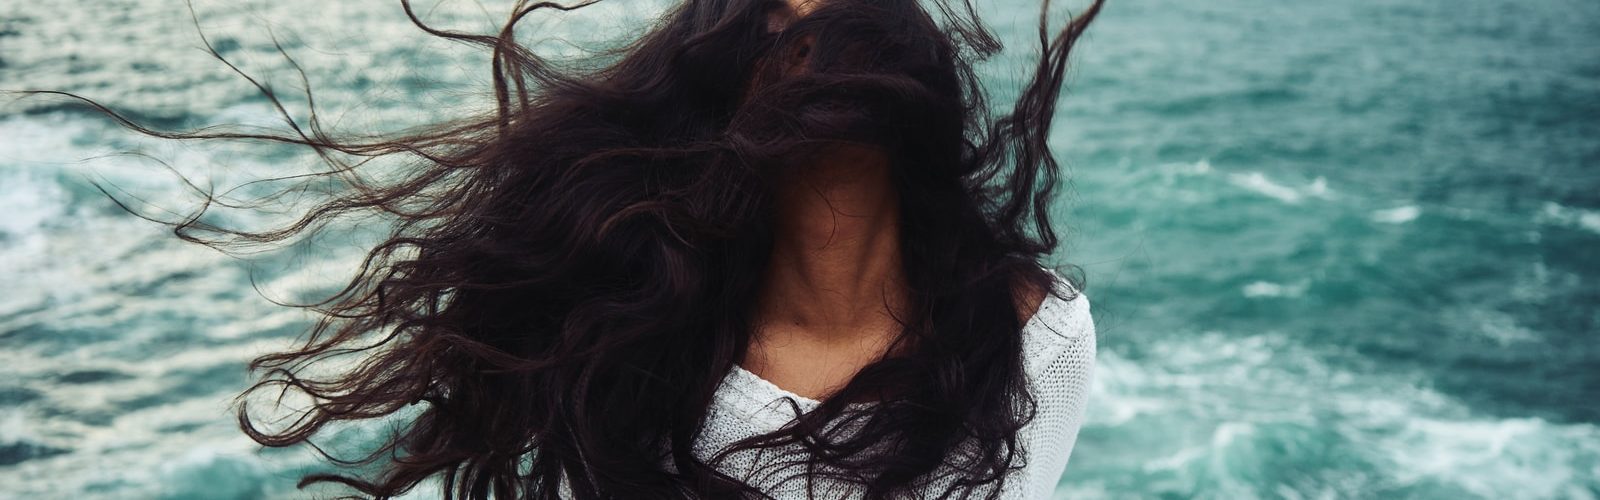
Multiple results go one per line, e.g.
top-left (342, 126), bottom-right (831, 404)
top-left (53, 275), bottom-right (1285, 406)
top-left (2, 1), bottom-right (1597, 498)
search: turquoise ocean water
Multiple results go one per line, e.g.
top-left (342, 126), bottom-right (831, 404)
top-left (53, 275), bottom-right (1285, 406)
top-left (2, 0), bottom-right (1597, 498)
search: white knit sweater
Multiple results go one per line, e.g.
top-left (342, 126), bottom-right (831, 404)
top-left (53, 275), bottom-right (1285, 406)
top-left (693, 270), bottom-right (1097, 499)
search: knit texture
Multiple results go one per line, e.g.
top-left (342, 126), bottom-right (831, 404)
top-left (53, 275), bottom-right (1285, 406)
top-left (693, 269), bottom-right (1097, 498)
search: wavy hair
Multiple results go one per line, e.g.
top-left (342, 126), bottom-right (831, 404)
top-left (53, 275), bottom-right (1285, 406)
top-left (23, 0), bottom-right (1102, 497)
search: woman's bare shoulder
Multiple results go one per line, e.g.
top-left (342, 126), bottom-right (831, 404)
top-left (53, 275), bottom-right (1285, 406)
top-left (1014, 275), bottom-right (1052, 326)
top-left (1018, 266), bottom-right (1093, 343)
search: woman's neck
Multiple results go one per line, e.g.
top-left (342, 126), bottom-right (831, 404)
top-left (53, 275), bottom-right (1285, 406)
top-left (755, 144), bottom-right (909, 340)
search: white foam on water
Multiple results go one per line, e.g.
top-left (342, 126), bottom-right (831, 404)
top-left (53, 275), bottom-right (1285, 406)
top-left (1453, 307), bottom-right (1542, 346)
top-left (1305, 177), bottom-right (1330, 198)
top-left (0, 109), bottom-right (353, 497)
top-left (257, 248), bottom-right (382, 301)
top-left (0, 169), bottom-right (71, 295)
top-left (1371, 205), bottom-right (1421, 224)
top-left (1157, 158), bottom-right (1214, 177)
top-left (0, 106), bottom-right (457, 498)
top-left (1066, 331), bottom-right (1600, 499)
top-left (1380, 416), bottom-right (1600, 499)
top-left (206, 307), bottom-right (317, 340)
top-left (0, 163), bottom-right (72, 256)
top-left (1242, 280), bottom-right (1309, 298)
top-left (1226, 171), bottom-right (1334, 204)
top-left (1539, 202), bottom-right (1600, 235)
top-left (0, 120), bottom-right (123, 315)
top-left (156, 446), bottom-right (270, 499)
top-left (0, 408), bottom-right (39, 447)
top-left (0, 117), bottom-right (102, 266)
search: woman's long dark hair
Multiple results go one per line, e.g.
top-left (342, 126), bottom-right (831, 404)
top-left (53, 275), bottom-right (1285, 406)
top-left (22, 0), bottom-right (1101, 497)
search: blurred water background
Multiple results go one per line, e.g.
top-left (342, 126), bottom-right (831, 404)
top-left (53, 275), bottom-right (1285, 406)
top-left (2, 0), bottom-right (1597, 498)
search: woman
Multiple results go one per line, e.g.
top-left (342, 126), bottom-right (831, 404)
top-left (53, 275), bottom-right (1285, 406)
top-left (45, 0), bottom-right (1103, 497)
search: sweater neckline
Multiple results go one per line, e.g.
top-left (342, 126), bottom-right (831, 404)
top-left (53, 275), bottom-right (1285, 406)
top-left (723, 284), bottom-right (1067, 415)
top-left (728, 363), bottom-right (825, 408)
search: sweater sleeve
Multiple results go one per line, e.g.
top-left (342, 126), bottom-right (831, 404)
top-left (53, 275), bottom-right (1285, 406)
top-left (1014, 285), bottom-right (1097, 499)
